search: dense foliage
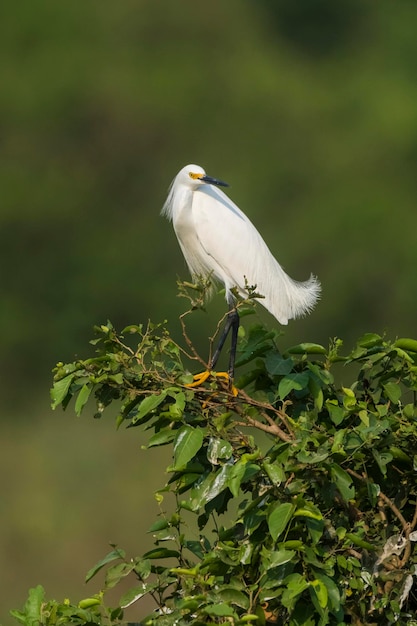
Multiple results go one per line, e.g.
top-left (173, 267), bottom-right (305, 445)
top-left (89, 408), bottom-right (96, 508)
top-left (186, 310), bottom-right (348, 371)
top-left (11, 294), bottom-right (417, 625)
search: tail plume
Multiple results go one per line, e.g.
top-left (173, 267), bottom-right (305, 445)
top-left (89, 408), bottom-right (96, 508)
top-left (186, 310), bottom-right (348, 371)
top-left (262, 272), bottom-right (321, 325)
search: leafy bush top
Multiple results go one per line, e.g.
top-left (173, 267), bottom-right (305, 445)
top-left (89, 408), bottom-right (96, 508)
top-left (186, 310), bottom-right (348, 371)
top-left (11, 302), bottom-right (417, 626)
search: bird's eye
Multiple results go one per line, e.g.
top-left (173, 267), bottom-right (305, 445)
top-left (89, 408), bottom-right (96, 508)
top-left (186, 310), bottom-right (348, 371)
top-left (189, 172), bottom-right (202, 180)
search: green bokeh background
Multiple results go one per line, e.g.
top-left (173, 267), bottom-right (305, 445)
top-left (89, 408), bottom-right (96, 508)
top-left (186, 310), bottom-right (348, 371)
top-left (2, 1), bottom-right (417, 622)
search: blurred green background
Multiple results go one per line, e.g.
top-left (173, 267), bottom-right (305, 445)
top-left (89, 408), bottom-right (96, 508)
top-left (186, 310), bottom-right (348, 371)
top-left (2, 0), bottom-right (417, 622)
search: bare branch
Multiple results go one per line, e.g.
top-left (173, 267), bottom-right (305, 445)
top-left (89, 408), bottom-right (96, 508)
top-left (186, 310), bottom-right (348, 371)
top-left (237, 388), bottom-right (294, 437)
top-left (234, 406), bottom-right (293, 443)
top-left (179, 311), bottom-right (207, 367)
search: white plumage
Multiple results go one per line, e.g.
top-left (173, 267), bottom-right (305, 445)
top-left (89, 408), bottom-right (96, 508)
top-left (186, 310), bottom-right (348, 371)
top-left (162, 164), bottom-right (320, 325)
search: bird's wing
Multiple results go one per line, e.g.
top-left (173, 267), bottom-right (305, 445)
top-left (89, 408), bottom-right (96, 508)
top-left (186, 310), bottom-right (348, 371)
top-left (192, 186), bottom-right (278, 295)
top-left (192, 185), bottom-right (320, 324)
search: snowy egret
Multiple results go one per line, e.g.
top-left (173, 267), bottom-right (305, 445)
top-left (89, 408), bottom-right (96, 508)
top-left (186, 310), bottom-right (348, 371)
top-left (162, 164), bottom-right (320, 385)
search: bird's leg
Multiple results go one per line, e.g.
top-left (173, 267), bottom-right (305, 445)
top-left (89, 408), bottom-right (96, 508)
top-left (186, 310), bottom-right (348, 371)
top-left (185, 305), bottom-right (239, 395)
top-left (209, 306), bottom-right (239, 380)
top-left (228, 308), bottom-right (240, 380)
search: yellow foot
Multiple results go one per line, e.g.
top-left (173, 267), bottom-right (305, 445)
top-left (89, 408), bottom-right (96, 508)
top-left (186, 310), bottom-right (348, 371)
top-left (185, 370), bottom-right (211, 387)
top-left (214, 372), bottom-right (239, 397)
top-left (185, 370), bottom-right (238, 396)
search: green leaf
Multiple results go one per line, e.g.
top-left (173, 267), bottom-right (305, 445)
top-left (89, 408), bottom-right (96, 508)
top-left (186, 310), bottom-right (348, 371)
top-left (367, 481), bottom-right (380, 506)
top-left (239, 541), bottom-right (254, 564)
top-left (120, 582), bottom-right (157, 609)
top-left (190, 464), bottom-right (231, 510)
top-left (331, 428), bottom-right (347, 454)
top-left (134, 558), bottom-right (152, 579)
top-left (8, 611), bottom-right (26, 625)
top-left (268, 502), bottom-right (294, 541)
top-left (235, 325), bottom-right (276, 366)
top-left (74, 383), bottom-right (92, 416)
top-left (281, 573), bottom-right (310, 608)
top-left (243, 507), bottom-right (266, 536)
top-left (262, 547), bottom-right (296, 569)
top-left (394, 337), bottom-right (417, 353)
top-left (311, 578), bottom-right (328, 609)
top-left (148, 518), bottom-right (169, 532)
top-left (265, 353), bottom-right (294, 376)
top-left (169, 394), bottom-right (186, 419)
top-left (330, 464), bottom-right (355, 502)
top-left (12, 585), bottom-right (45, 624)
top-left (293, 505), bottom-right (323, 521)
top-left (306, 517), bottom-right (324, 543)
top-left (207, 437), bottom-right (233, 464)
top-left (142, 547), bottom-right (180, 559)
top-left (85, 547), bottom-right (125, 583)
top-left (263, 461), bottom-right (286, 486)
top-left (342, 386), bottom-right (356, 409)
top-left (217, 587), bottom-right (250, 609)
top-left (172, 425), bottom-right (204, 470)
top-left (202, 603), bottom-right (236, 617)
top-left (227, 459), bottom-right (247, 497)
top-left (184, 539), bottom-right (205, 559)
top-left (326, 399), bottom-right (346, 426)
top-left (278, 372), bottom-right (310, 399)
top-left (131, 391), bottom-right (168, 425)
top-left (312, 384), bottom-right (324, 411)
top-left (147, 428), bottom-right (176, 448)
top-left (372, 449), bottom-right (393, 476)
top-left (357, 333), bottom-right (383, 348)
top-left (345, 533), bottom-right (375, 551)
top-left (383, 382), bottom-right (401, 404)
top-left (109, 373), bottom-right (124, 384)
top-left (297, 448), bottom-right (329, 464)
top-left (314, 573), bottom-right (341, 613)
top-left (105, 561), bottom-right (135, 589)
top-left (51, 374), bottom-right (74, 409)
top-left (286, 342), bottom-right (326, 355)
top-left (358, 409), bottom-right (369, 426)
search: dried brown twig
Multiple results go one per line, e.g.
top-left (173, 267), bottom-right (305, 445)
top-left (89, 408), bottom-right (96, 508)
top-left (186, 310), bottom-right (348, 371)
top-left (178, 311), bottom-right (207, 368)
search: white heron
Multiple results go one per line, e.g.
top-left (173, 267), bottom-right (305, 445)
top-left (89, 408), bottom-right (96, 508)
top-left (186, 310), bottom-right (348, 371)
top-left (162, 164), bottom-right (320, 386)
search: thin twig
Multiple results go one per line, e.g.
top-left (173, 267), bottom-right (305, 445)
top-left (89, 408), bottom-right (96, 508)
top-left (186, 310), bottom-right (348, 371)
top-left (348, 548), bottom-right (362, 560)
top-left (179, 312), bottom-right (207, 367)
top-left (378, 498), bottom-right (388, 526)
top-left (237, 388), bottom-right (294, 436)
top-left (234, 408), bottom-right (293, 443)
top-left (378, 492), bottom-right (410, 535)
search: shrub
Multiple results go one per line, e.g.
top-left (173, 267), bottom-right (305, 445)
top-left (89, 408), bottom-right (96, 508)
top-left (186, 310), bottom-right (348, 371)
top-left (11, 299), bottom-right (417, 625)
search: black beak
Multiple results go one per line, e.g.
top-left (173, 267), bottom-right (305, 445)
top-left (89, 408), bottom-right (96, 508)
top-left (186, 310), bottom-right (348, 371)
top-left (201, 175), bottom-right (229, 187)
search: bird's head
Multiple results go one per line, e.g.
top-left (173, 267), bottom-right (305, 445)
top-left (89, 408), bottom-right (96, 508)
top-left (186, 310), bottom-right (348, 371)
top-left (178, 164), bottom-right (229, 189)
top-left (161, 164), bottom-right (229, 220)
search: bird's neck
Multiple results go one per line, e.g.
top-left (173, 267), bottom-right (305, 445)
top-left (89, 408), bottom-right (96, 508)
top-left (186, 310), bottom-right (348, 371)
top-left (170, 186), bottom-right (193, 224)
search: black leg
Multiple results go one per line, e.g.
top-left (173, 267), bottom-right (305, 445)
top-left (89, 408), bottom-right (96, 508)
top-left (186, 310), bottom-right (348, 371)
top-left (209, 306), bottom-right (240, 380)
top-left (228, 308), bottom-right (239, 380)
